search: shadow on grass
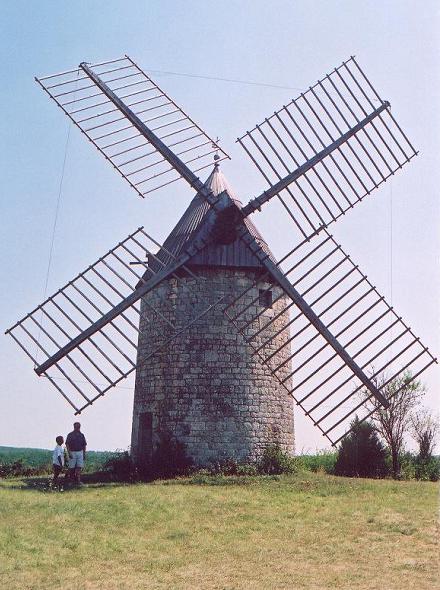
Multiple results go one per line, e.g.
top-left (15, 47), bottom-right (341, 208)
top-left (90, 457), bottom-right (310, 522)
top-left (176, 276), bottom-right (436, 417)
top-left (4, 471), bottom-right (287, 493)
top-left (3, 471), bottom-right (144, 493)
top-left (3, 470), bottom-right (338, 494)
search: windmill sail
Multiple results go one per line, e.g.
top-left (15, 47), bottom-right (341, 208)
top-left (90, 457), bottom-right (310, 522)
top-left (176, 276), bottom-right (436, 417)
top-left (239, 57), bottom-right (417, 241)
top-left (5, 227), bottom-right (222, 414)
top-left (7, 54), bottom-right (437, 451)
top-left (224, 228), bottom-right (436, 445)
top-left (36, 56), bottom-right (229, 198)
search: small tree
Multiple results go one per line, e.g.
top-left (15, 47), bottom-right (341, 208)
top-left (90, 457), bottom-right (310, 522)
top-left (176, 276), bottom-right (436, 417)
top-left (334, 416), bottom-right (388, 478)
top-left (361, 371), bottom-right (425, 479)
top-left (410, 408), bottom-right (439, 462)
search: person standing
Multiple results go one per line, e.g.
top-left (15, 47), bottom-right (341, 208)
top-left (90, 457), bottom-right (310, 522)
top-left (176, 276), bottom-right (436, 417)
top-left (52, 435), bottom-right (65, 488)
top-left (66, 422), bottom-right (87, 485)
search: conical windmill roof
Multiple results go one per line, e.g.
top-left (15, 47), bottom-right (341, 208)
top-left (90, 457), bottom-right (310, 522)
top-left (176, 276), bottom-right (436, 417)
top-left (152, 165), bottom-right (275, 270)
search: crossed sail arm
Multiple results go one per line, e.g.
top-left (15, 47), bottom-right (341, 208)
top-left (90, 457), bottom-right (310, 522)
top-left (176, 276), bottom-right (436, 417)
top-left (226, 226), bottom-right (436, 446)
top-left (7, 55), bottom-right (436, 445)
top-left (36, 56), bottom-right (229, 198)
top-left (5, 228), bottom-right (220, 414)
top-left (239, 57), bottom-right (417, 242)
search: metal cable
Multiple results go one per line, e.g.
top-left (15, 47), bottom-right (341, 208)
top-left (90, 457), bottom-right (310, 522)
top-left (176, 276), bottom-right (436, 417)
top-left (34, 84), bottom-right (76, 365)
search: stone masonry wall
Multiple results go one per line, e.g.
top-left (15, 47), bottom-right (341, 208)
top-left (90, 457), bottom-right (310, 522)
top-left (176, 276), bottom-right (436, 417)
top-left (131, 267), bottom-right (294, 466)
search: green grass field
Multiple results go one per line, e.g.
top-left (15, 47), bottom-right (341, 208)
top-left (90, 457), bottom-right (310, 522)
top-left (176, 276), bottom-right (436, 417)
top-left (0, 471), bottom-right (438, 590)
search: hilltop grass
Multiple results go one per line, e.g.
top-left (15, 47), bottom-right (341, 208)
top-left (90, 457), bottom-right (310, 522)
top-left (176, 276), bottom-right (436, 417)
top-left (1, 471), bottom-right (438, 589)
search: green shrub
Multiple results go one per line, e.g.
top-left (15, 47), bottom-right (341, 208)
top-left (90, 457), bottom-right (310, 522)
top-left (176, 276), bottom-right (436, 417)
top-left (398, 453), bottom-right (416, 480)
top-left (0, 458), bottom-right (51, 478)
top-left (0, 447), bottom-right (52, 468)
top-left (257, 444), bottom-right (298, 475)
top-left (151, 433), bottom-right (193, 478)
top-left (0, 446), bottom-right (113, 477)
top-left (298, 451), bottom-right (337, 474)
top-left (102, 451), bottom-right (138, 482)
top-left (204, 459), bottom-right (259, 477)
top-left (236, 463), bottom-right (258, 476)
top-left (391, 452), bottom-right (439, 482)
top-left (81, 451), bottom-right (114, 473)
top-left (334, 417), bottom-right (388, 478)
top-left (207, 457), bottom-right (240, 476)
top-left (415, 456), bottom-right (440, 482)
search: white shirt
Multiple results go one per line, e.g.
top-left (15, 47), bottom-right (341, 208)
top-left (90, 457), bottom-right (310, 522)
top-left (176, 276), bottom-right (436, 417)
top-left (52, 444), bottom-right (64, 466)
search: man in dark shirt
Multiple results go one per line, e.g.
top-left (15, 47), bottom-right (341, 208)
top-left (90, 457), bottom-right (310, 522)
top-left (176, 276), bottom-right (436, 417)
top-left (66, 422), bottom-right (87, 484)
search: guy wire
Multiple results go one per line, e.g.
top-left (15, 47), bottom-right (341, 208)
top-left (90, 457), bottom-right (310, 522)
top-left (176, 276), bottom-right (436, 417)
top-left (34, 73), bottom-right (78, 366)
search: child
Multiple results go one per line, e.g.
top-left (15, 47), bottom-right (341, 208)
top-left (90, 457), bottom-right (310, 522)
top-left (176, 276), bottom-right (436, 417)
top-left (52, 436), bottom-right (65, 486)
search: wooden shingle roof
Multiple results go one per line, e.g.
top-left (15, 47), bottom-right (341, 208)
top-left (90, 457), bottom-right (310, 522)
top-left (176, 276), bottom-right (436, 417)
top-left (152, 165), bottom-right (275, 271)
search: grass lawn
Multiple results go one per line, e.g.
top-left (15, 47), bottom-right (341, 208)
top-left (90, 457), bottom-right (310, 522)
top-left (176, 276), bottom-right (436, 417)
top-left (0, 472), bottom-right (438, 589)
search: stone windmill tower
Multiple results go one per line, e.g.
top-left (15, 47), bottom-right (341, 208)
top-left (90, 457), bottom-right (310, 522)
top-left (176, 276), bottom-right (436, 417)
top-left (131, 164), bottom-right (294, 465)
top-left (7, 55), bottom-right (437, 462)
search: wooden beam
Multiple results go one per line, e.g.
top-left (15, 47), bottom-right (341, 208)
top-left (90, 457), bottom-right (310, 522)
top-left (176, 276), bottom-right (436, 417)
top-left (35, 252), bottom-right (192, 375)
top-left (241, 102), bottom-right (390, 218)
top-left (236, 224), bottom-right (390, 409)
top-left (80, 63), bottom-right (217, 203)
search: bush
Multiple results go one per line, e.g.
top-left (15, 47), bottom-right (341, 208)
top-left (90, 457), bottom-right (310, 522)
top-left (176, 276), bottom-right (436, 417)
top-left (102, 451), bottom-right (138, 482)
top-left (207, 457), bottom-right (240, 476)
top-left (150, 433), bottom-right (193, 478)
top-left (334, 417), bottom-right (388, 478)
top-left (298, 451), bottom-right (337, 474)
top-left (0, 447), bottom-right (114, 478)
top-left (0, 447), bottom-right (52, 469)
top-left (0, 459), bottom-right (44, 478)
top-left (199, 446), bottom-right (297, 478)
top-left (415, 456), bottom-right (440, 482)
top-left (386, 452), bottom-right (439, 482)
top-left (398, 453), bottom-right (416, 480)
top-left (236, 463), bottom-right (258, 476)
top-left (204, 458), bottom-right (258, 477)
top-left (257, 444), bottom-right (298, 475)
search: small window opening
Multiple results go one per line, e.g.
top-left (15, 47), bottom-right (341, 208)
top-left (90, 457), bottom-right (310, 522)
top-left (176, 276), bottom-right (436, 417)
top-left (259, 289), bottom-right (273, 308)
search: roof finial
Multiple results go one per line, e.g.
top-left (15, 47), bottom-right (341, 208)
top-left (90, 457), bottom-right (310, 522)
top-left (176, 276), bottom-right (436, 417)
top-left (213, 137), bottom-right (221, 169)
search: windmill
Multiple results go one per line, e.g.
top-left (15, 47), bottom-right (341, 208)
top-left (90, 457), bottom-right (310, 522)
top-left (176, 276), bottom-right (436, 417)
top-left (6, 55), bottom-right (437, 466)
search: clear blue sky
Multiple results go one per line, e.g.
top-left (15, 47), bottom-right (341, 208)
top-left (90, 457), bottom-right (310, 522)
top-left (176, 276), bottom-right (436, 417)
top-left (1, 0), bottom-right (439, 452)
